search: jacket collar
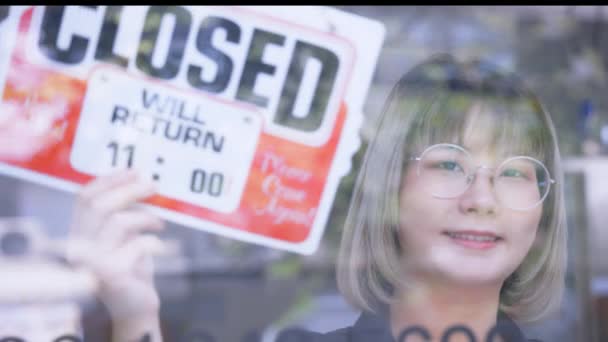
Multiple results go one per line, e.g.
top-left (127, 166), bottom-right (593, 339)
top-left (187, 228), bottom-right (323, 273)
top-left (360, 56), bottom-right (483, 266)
top-left (351, 309), bottom-right (528, 342)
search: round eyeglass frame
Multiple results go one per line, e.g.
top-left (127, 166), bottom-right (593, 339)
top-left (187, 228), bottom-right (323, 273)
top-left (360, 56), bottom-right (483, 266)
top-left (409, 143), bottom-right (556, 211)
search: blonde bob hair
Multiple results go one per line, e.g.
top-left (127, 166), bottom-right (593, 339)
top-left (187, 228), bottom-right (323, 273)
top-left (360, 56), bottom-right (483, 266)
top-left (336, 54), bottom-right (567, 323)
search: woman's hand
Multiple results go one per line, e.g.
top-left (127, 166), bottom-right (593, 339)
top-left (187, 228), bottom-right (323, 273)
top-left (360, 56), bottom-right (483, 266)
top-left (65, 170), bottom-right (166, 338)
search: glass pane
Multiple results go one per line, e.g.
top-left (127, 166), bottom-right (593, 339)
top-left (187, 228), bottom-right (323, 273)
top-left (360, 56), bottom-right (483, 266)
top-left (0, 6), bottom-right (605, 342)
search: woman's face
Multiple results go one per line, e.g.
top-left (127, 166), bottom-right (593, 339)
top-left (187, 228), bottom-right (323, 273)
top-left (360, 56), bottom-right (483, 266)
top-left (397, 140), bottom-right (543, 288)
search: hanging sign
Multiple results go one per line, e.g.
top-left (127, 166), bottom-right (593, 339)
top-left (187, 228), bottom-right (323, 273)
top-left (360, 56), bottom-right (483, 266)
top-left (0, 6), bottom-right (385, 254)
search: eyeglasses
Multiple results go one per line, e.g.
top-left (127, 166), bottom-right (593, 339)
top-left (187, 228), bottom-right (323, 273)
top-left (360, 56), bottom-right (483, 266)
top-left (409, 143), bottom-right (555, 211)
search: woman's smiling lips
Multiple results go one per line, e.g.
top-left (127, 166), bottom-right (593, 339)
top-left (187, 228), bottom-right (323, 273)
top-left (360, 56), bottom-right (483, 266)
top-left (442, 229), bottom-right (504, 250)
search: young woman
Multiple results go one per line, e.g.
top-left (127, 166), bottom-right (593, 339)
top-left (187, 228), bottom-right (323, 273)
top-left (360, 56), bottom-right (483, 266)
top-left (67, 54), bottom-right (567, 341)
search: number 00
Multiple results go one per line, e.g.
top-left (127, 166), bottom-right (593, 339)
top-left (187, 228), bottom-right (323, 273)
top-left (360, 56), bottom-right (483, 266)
top-left (190, 169), bottom-right (223, 197)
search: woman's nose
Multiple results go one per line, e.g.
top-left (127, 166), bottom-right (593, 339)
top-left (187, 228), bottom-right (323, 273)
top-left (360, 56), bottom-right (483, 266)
top-left (458, 170), bottom-right (498, 215)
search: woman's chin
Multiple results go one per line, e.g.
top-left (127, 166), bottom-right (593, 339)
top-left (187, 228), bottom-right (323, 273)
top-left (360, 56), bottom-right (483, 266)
top-left (434, 266), bottom-right (509, 289)
top-left (450, 274), bottom-right (503, 288)
top-left (421, 259), bottom-right (503, 286)
top-left (426, 249), bottom-right (515, 287)
top-left (402, 253), bottom-right (512, 288)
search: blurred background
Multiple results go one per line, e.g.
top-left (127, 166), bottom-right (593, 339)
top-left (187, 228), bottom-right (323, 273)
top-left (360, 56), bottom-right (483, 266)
top-left (1, 5), bottom-right (608, 341)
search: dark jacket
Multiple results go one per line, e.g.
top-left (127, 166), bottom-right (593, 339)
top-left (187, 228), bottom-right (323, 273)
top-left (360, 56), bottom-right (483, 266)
top-left (276, 310), bottom-right (541, 342)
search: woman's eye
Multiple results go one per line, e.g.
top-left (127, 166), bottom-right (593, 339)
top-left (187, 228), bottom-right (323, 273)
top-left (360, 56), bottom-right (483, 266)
top-left (501, 168), bottom-right (527, 179)
top-left (437, 161), bottom-right (463, 172)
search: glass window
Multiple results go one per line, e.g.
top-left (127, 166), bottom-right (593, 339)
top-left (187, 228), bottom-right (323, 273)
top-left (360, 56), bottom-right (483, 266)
top-left (0, 6), bottom-right (606, 342)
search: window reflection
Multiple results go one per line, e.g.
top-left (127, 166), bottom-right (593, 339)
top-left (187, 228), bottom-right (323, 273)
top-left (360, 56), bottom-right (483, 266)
top-left (0, 6), bottom-right (607, 342)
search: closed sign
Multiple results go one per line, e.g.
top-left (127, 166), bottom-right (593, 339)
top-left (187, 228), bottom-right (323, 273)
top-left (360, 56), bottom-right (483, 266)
top-left (0, 6), bottom-right (385, 254)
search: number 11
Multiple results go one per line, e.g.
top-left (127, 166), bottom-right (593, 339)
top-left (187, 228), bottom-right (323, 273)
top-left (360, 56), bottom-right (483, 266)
top-left (107, 141), bottom-right (135, 168)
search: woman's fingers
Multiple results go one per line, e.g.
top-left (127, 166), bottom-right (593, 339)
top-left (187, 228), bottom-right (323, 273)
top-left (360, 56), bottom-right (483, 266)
top-left (68, 171), bottom-right (163, 262)
top-left (91, 178), bottom-right (156, 217)
top-left (66, 234), bottom-right (166, 279)
top-left (121, 235), bottom-right (166, 263)
top-left (71, 173), bottom-right (157, 237)
top-left (65, 237), bottom-right (107, 273)
top-left (74, 170), bottom-right (139, 223)
top-left (111, 235), bottom-right (167, 277)
top-left (77, 169), bottom-right (138, 205)
top-left (71, 171), bottom-right (136, 237)
top-left (65, 173), bottom-right (167, 320)
top-left (99, 210), bottom-right (165, 248)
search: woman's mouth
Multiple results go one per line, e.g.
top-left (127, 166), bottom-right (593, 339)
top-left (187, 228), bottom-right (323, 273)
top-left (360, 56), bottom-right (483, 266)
top-left (442, 230), bottom-right (503, 250)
